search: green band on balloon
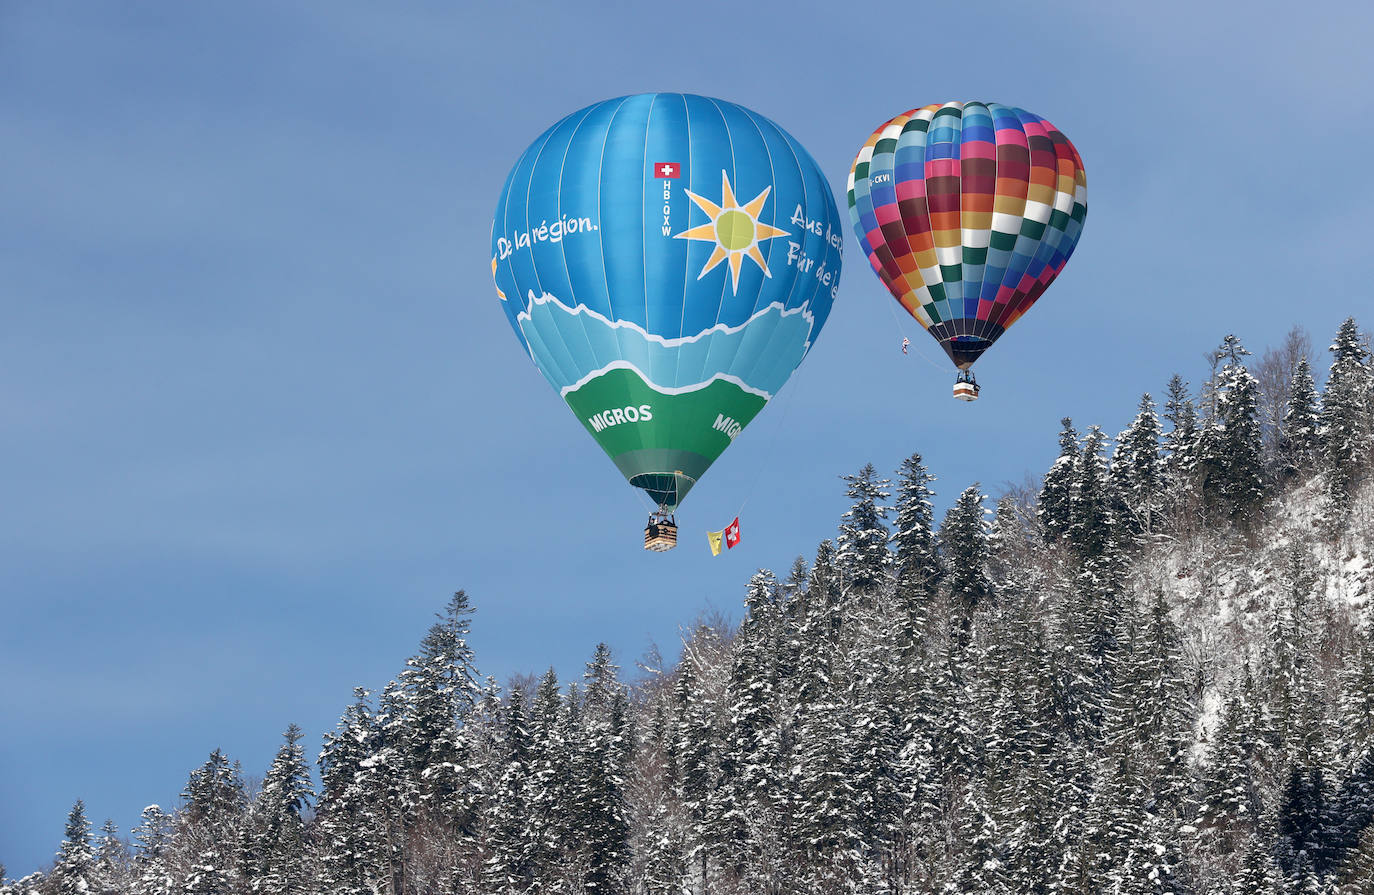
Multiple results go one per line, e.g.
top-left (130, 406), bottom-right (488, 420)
top-left (562, 365), bottom-right (768, 507)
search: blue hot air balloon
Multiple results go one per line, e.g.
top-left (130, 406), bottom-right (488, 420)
top-left (491, 93), bottom-right (843, 548)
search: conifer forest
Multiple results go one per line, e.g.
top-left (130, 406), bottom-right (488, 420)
top-left (6, 319), bottom-right (1374, 895)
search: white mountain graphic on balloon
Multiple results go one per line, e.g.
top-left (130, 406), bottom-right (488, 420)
top-left (516, 292), bottom-right (816, 400)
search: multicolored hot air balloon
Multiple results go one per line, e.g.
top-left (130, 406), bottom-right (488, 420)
top-left (847, 102), bottom-right (1086, 400)
top-left (491, 93), bottom-right (843, 549)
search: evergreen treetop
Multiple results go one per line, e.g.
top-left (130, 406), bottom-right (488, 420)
top-left (1112, 393), bottom-right (1164, 536)
top-left (1280, 357), bottom-right (1322, 477)
top-left (51, 800), bottom-right (93, 895)
top-left (1322, 317), bottom-right (1372, 510)
top-left (1202, 335), bottom-right (1266, 524)
top-left (940, 483), bottom-right (992, 620)
top-left (891, 452), bottom-right (941, 601)
top-left (1068, 424), bottom-right (1116, 561)
top-left (836, 463), bottom-right (892, 593)
top-left (1039, 417), bottom-right (1080, 543)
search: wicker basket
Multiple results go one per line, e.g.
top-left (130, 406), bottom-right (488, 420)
top-left (953, 380), bottom-right (979, 401)
top-left (644, 520), bottom-right (678, 551)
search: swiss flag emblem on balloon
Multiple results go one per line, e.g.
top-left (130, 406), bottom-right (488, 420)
top-left (654, 162), bottom-right (680, 178)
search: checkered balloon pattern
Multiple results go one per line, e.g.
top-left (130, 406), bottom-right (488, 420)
top-left (847, 102), bottom-right (1087, 370)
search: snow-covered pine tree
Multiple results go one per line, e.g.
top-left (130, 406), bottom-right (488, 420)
top-left (940, 484), bottom-right (992, 626)
top-left (638, 796), bottom-right (688, 895)
top-left (130, 804), bottom-right (174, 895)
top-left (774, 554), bottom-right (809, 693)
top-left (1327, 748), bottom-right (1374, 883)
top-left (1231, 828), bottom-right (1282, 894)
top-left (915, 598), bottom-right (982, 890)
top-left (1040, 417), bottom-right (1080, 543)
top-left (1340, 621), bottom-right (1374, 762)
top-left (965, 591), bottom-right (1021, 883)
top-left (1278, 764), bottom-right (1332, 878)
top-left (838, 568), bottom-right (904, 888)
top-left (1162, 374), bottom-right (1202, 526)
top-left (482, 682), bottom-right (539, 893)
top-left (1201, 334), bottom-right (1266, 526)
top-left (988, 586), bottom-right (1065, 894)
top-left (1279, 357), bottom-right (1322, 481)
top-left (900, 476), bottom-right (989, 889)
top-left (792, 662), bottom-right (865, 888)
top-left (1269, 544), bottom-right (1343, 878)
top-left (1089, 743), bottom-right (1147, 894)
top-left (1113, 393), bottom-right (1164, 538)
top-left (93, 816), bottom-right (130, 893)
top-left (368, 681), bottom-right (417, 895)
top-left (528, 667), bottom-right (576, 891)
top-left (1200, 680), bottom-right (1259, 855)
top-left (1069, 425), bottom-right (1117, 561)
top-left (1058, 544), bottom-right (1127, 746)
top-left (1081, 594), bottom-right (1137, 892)
top-left (314, 689), bottom-right (380, 895)
top-left (50, 799), bottom-right (94, 895)
top-left (397, 590), bottom-right (483, 837)
top-left (988, 493), bottom-right (1028, 589)
top-left (790, 533), bottom-right (853, 886)
top-left (626, 668), bottom-right (690, 895)
top-left (1134, 590), bottom-right (1195, 818)
top-left (946, 781), bottom-right (1008, 895)
top-left (771, 571), bottom-right (822, 891)
top-left (1341, 820), bottom-right (1374, 894)
top-left (886, 456), bottom-right (943, 890)
top-left (714, 570), bottom-right (787, 884)
top-left (175, 749), bottom-right (247, 895)
top-left (836, 463), bottom-right (892, 594)
top-left (0, 872), bottom-right (46, 895)
top-left (573, 644), bottom-right (632, 894)
top-left (460, 675), bottom-right (506, 888)
top-left (1268, 542), bottom-right (1324, 762)
top-left (1321, 317), bottom-right (1373, 514)
top-left (672, 641), bottom-right (721, 894)
top-left (2, 873), bottom-right (46, 895)
top-left (806, 539), bottom-right (843, 647)
top-left (791, 540), bottom-right (868, 888)
top-left (240, 723), bottom-right (312, 895)
top-left (891, 452), bottom-right (941, 602)
top-left (1099, 590), bottom-right (1196, 892)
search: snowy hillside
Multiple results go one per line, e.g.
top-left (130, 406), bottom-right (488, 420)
top-left (4, 321), bottom-right (1372, 895)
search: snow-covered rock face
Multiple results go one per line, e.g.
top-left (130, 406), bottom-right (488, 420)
top-left (1139, 476), bottom-right (1372, 748)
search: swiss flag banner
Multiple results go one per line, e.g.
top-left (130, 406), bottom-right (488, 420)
top-left (654, 162), bottom-right (681, 179)
top-left (724, 517), bottom-right (741, 549)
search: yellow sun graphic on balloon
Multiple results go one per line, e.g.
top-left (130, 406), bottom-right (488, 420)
top-left (674, 171), bottom-right (790, 293)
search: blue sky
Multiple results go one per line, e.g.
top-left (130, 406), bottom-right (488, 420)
top-left (3, 0), bottom-right (1372, 875)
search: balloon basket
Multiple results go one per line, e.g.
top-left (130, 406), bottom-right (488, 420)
top-left (953, 371), bottom-right (980, 402)
top-left (644, 513), bottom-right (678, 552)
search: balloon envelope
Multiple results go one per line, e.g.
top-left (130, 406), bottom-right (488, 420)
top-left (847, 102), bottom-right (1086, 370)
top-left (492, 94), bottom-right (842, 509)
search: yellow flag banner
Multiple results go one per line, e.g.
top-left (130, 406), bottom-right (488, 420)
top-left (706, 530), bottom-right (724, 556)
